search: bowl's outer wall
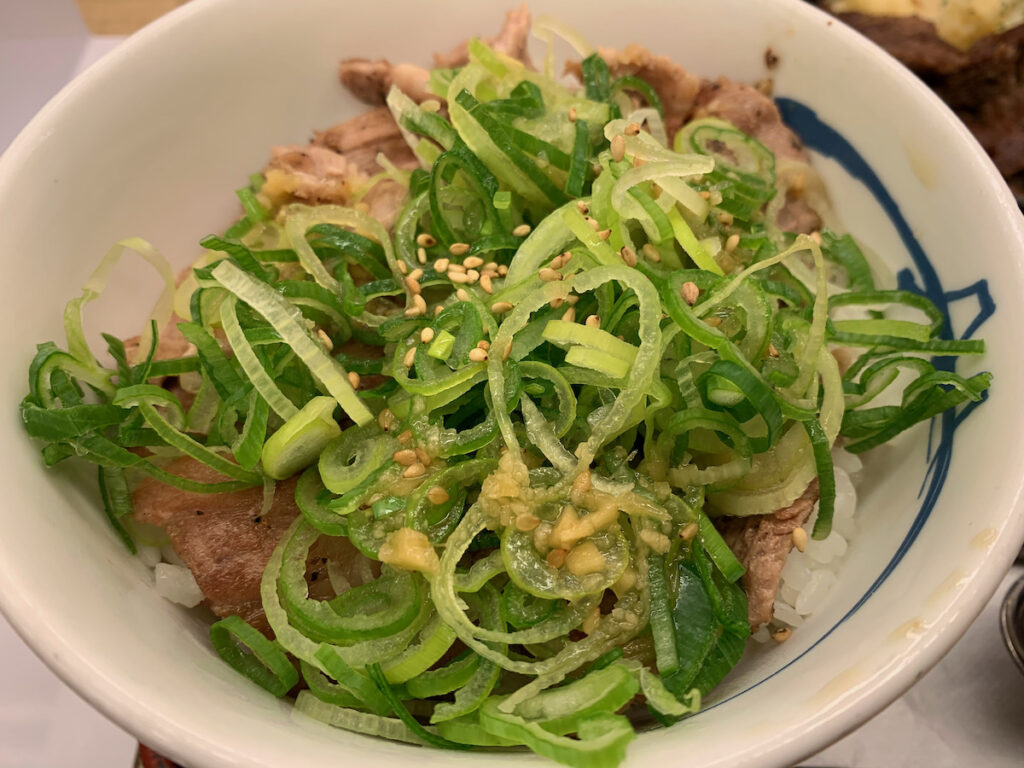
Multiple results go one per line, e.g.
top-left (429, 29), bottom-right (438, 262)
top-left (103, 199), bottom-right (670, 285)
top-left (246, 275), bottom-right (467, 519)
top-left (1, 0), bottom-right (1023, 766)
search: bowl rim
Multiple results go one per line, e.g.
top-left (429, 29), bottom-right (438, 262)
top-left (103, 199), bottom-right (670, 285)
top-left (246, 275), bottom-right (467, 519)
top-left (1, 0), bottom-right (1024, 766)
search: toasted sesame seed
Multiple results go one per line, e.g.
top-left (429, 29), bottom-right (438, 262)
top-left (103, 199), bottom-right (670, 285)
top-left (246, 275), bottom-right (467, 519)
top-left (420, 327), bottom-right (435, 344)
top-left (449, 272), bottom-right (470, 284)
top-left (550, 297), bottom-right (565, 308)
top-left (705, 316), bottom-right (722, 327)
top-left (561, 307), bottom-right (576, 322)
top-left (415, 446), bottom-right (432, 466)
top-left (398, 429), bottom-right (413, 443)
top-left (585, 314), bottom-right (601, 328)
top-left (464, 256), bottom-right (484, 269)
top-left (449, 242), bottom-right (471, 256)
top-left (610, 134), bottom-right (626, 162)
top-left (403, 462), bottom-right (426, 479)
top-left (550, 254), bottom-right (564, 270)
top-left (810, 231), bottom-right (823, 245)
top-left (645, 248), bottom-right (661, 263)
top-left (397, 260), bottom-right (408, 275)
top-left (432, 259), bottom-right (449, 276)
top-left (546, 548), bottom-right (567, 568)
top-left (427, 486), bottom-right (450, 505)
top-left (452, 289), bottom-right (468, 303)
top-left (576, 200), bottom-right (589, 214)
top-left (421, 99), bottom-right (441, 113)
top-left (725, 234), bottom-right (740, 253)
top-left (620, 246), bottom-right (638, 267)
top-left (642, 244), bottom-right (659, 262)
top-left (347, 371), bottom-right (361, 389)
top-left (477, 339), bottom-right (491, 350)
top-left (792, 527), bottom-right (808, 553)
top-left (584, 216), bottom-right (600, 232)
top-left (413, 294), bottom-right (427, 313)
top-left (492, 301), bottom-right (514, 313)
top-left (512, 223), bottom-right (532, 237)
top-left (568, 106), bottom-right (577, 122)
top-left (393, 448), bottom-right (418, 466)
top-left (316, 328), bottom-right (334, 352)
top-left (597, 228), bottom-right (611, 240)
top-left (404, 304), bottom-right (424, 318)
top-left (680, 522), bottom-right (699, 541)
top-left (768, 343), bottom-right (779, 358)
top-left (699, 190), bottom-right (712, 200)
top-left (466, 269), bottom-right (480, 284)
top-left (409, 268), bottom-right (424, 281)
top-left (516, 513), bottom-right (541, 532)
top-left (378, 408), bottom-right (397, 431)
top-left (434, 305), bottom-right (444, 316)
top-left (484, 262), bottom-right (499, 272)
top-left (448, 263), bottom-right (466, 274)
top-left (503, 341), bottom-right (513, 360)
top-left (405, 276), bottom-right (422, 294)
top-left (772, 627), bottom-right (792, 643)
top-left (403, 346), bottom-right (417, 368)
top-left (625, 122), bottom-right (642, 136)
top-left (468, 348), bottom-right (488, 363)
top-left (681, 281), bottom-right (700, 306)
top-left (416, 233), bottom-right (436, 247)
top-left (632, 156), bottom-right (646, 168)
top-left (417, 247), bottom-right (427, 264)
top-left (539, 268), bottom-right (561, 282)
top-left (480, 274), bottom-right (494, 294)
top-left (717, 212), bottom-right (734, 226)
top-left (497, 265), bottom-right (509, 276)
top-left (567, 294), bottom-right (579, 305)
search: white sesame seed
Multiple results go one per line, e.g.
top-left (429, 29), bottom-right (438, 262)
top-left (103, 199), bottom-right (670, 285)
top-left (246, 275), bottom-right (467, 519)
top-left (585, 314), bottom-right (600, 328)
top-left (625, 122), bottom-right (642, 136)
top-left (398, 429), bottom-right (413, 444)
top-left (449, 242), bottom-right (471, 256)
top-left (347, 371), bottom-right (361, 389)
top-left (768, 343), bottom-right (780, 358)
top-left (415, 446), bottom-right (432, 467)
top-left (480, 274), bottom-right (493, 294)
top-left (561, 307), bottom-right (576, 322)
top-left (449, 272), bottom-right (470, 284)
top-left (468, 348), bottom-right (488, 363)
top-left (433, 258), bottom-right (450, 273)
top-left (405, 276), bottom-right (422, 294)
top-left (404, 304), bottom-right (424, 318)
top-left (416, 233), bottom-right (437, 248)
top-left (427, 486), bottom-right (450, 504)
top-left (538, 268), bottom-right (562, 282)
top-left (567, 294), bottom-right (579, 305)
top-left (403, 346), bottom-right (417, 368)
top-left (378, 408), bottom-right (396, 431)
top-left (681, 281), bottom-right (700, 306)
top-left (417, 247), bottom-right (427, 264)
top-left (597, 229), bottom-right (611, 241)
top-left (810, 231), bottom-right (823, 245)
top-left (421, 99), bottom-right (441, 113)
top-left (448, 263), bottom-right (466, 274)
top-left (477, 340), bottom-right (490, 350)
top-left (512, 223), bottom-right (532, 237)
top-left (464, 256), bottom-right (484, 269)
top-left (491, 301), bottom-right (513, 313)
top-left (497, 265), bottom-right (508, 276)
top-left (717, 212), bottom-right (734, 226)
top-left (725, 234), bottom-right (740, 253)
top-left (585, 216), bottom-right (600, 232)
top-left (465, 269), bottom-right (480, 284)
top-left (576, 200), bottom-right (589, 214)
top-left (772, 627), bottom-right (792, 643)
top-left (620, 246), bottom-right (638, 267)
top-left (456, 288), bottom-right (470, 302)
top-left (550, 297), bottom-right (565, 308)
top-left (413, 294), bottom-right (427, 313)
top-left (420, 327), bottom-right (435, 344)
top-left (610, 134), bottom-right (626, 162)
top-left (699, 190), bottom-right (712, 200)
top-left (434, 305), bottom-right (443, 316)
top-left (568, 106), bottom-right (577, 122)
top-left (679, 522), bottom-right (699, 541)
top-left (792, 527), bottom-right (808, 553)
top-left (393, 448), bottom-right (418, 466)
top-left (642, 243), bottom-right (660, 261)
top-left (403, 462), bottom-right (426, 479)
top-left (316, 328), bottom-right (333, 352)
top-left (503, 341), bottom-right (513, 360)
top-left (397, 260), bottom-right (408, 275)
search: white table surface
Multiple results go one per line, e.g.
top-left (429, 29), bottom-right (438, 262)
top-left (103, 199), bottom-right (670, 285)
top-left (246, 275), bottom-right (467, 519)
top-left (2, 3), bottom-right (1023, 766)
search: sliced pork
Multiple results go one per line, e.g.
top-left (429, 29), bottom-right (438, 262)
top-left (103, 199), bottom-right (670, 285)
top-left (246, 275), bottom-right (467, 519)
top-left (721, 479), bottom-right (820, 629)
top-left (434, 4), bottom-right (533, 69)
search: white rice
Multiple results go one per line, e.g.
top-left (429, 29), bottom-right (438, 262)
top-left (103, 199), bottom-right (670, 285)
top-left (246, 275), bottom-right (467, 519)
top-left (753, 446), bottom-right (862, 642)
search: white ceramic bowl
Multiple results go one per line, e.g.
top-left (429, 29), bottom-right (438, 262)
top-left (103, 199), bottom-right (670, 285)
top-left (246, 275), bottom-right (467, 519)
top-left (2, 0), bottom-right (1023, 766)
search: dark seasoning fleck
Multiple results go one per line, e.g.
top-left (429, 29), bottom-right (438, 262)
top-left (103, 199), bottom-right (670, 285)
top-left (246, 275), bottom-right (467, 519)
top-left (765, 48), bottom-right (779, 69)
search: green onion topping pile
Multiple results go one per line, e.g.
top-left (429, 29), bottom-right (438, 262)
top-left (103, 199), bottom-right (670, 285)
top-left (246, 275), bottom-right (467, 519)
top-left (20, 35), bottom-right (990, 768)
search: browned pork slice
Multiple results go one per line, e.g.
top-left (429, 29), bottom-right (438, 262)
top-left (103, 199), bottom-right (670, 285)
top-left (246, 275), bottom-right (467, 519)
top-left (263, 107), bottom-right (418, 229)
top-left (134, 458), bottom-right (369, 635)
top-left (339, 59), bottom-right (434, 105)
top-left (721, 479), bottom-right (820, 629)
top-left (434, 4), bottom-right (533, 69)
top-left (564, 44), bottom-right (702, 138)
top-left (695, 78), bottom-right (807, 163)
top-left (312, 106), bottom-right (418, 174)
